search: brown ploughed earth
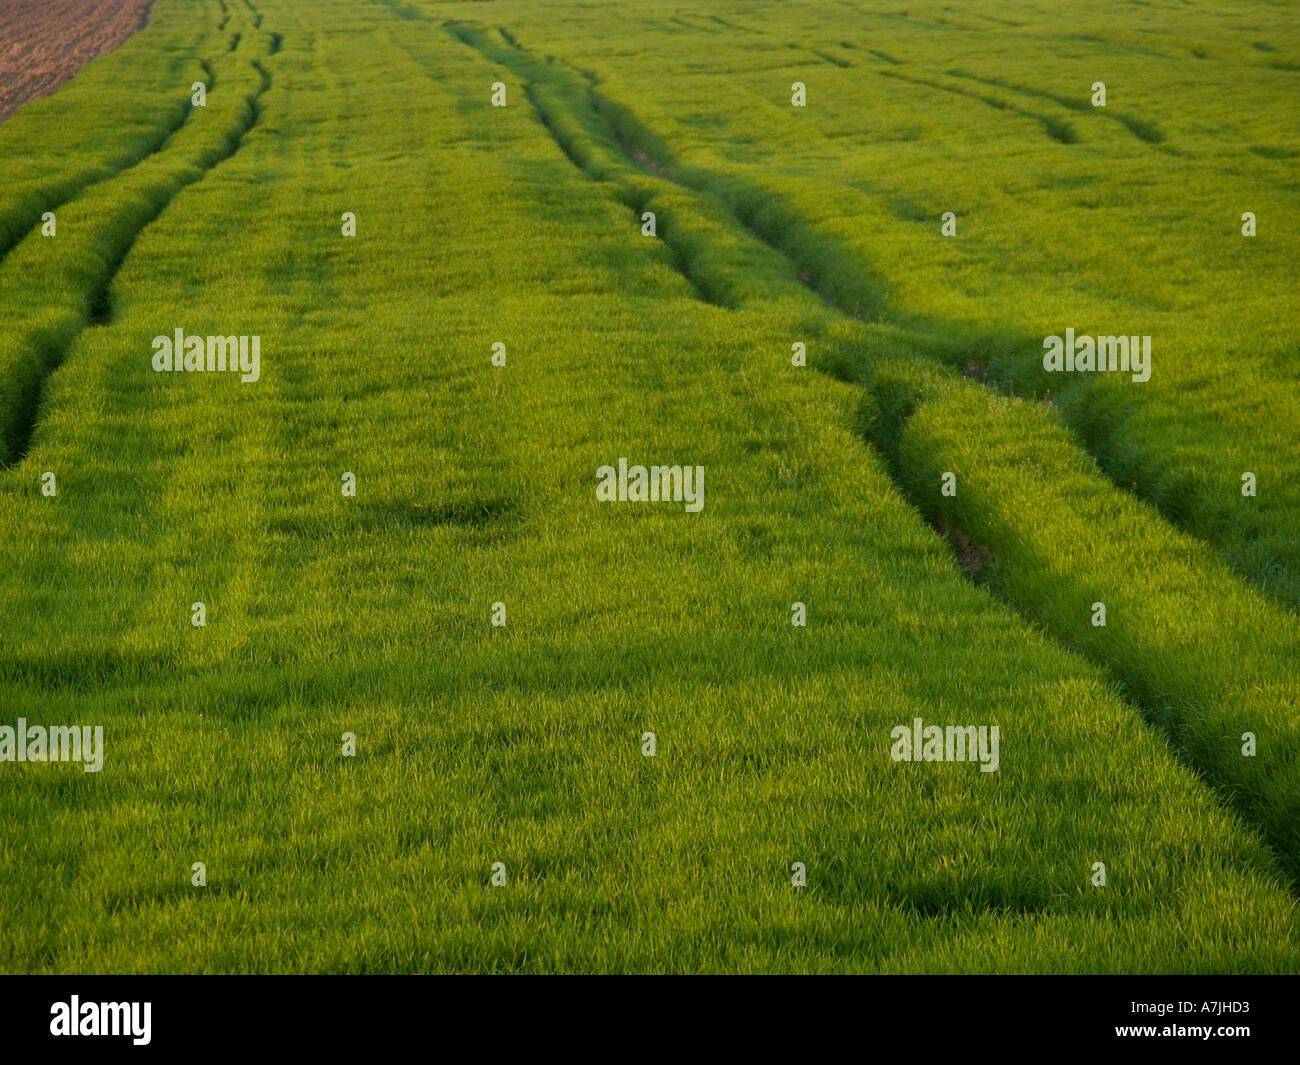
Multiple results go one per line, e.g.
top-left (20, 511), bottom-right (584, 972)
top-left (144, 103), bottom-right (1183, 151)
top-left (0, 0), bottom-right (154, 124)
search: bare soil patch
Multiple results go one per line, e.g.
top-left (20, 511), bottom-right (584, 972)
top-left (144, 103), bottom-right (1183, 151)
top-left (0, 0), bottom-right (154, 124)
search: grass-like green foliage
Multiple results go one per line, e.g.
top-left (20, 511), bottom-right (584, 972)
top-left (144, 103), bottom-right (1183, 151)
top-left (0, 4), bottom-right (272, 462)
top-left (865, 364), bottom-right (1300, 879)
top-left (496, 0), bottom-right (1300, 607)
top-left (0, 0), bottom-right (219, 259)
top-left (0, 0), bottom-right (1296, 973)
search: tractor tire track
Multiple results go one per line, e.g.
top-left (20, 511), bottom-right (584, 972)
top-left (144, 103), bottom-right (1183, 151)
top-left (435, 21), bottom-right (734, 309)
top-left (0, 3), bottom-right (251, 272)
top-left (0, 29), bottom-right (277, 467)
top-left (432, 20), bottom-right (1300, 888)
top-left (879, 68), bottom-right (1079, 144)
top-left (945, 68), bottom-right (1166, 145)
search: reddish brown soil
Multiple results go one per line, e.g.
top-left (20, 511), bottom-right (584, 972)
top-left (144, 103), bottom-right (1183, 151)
top-left (0, 0), bottom-right (154, 124)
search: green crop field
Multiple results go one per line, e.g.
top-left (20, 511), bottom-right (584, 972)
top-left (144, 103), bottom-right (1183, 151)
top-left (0, 0), bottom-right (1297, 974)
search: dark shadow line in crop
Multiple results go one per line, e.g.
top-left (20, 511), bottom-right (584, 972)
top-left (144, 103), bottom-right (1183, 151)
top-left (373, 0), bottom-right (426, 21)
top-left (261, 495), bottom-right (526, 542)
top-left (947, 67), bottom-right (1089, 112)
top-left (708, 16), bottom-right (759, 34)
top-left (584, 96), bottom-right (887, 320)
top-left (809, 48), bottom-right (851, 69)
top-left (857, 390), bottom-right (1300, 893)
top-left (443, 22), bottom-right (889, 315)
top-left (450, 21), bottom-right (1297, 615)
top-left (85, 58), bottom-right (270, 330)
top-left (969, 11), bottom-right (1024, 28)
top-left (880, 70), bottom-right (1078, 144)
top-left (0, 15), bottom-right (253, 273)
top-left (4, 48), bottom-right (275, 468)
top-left (440, 23), bottom-right (729, 309)
top-left (1056, 31), bottom-right (1175, 63)
top-left (945, 68), bottom-right (1166, 145)
top-left (377, 14), bottom-right (1300, 884)
top-left (239, 0), bottom-right (264, 30)
top-left (356, 496), bottom-right (522, 533)
top-left (0, 97), bottom-right (196, 272)
top-left (451, 25), bottom-right (1300, 888)
top-left (1111, 113), bottom-right (1165, 144)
